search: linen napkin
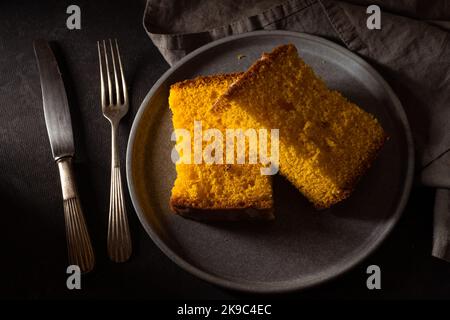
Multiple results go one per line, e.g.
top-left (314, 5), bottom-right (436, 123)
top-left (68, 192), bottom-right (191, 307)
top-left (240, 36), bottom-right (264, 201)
top-left (143, 0), bottom-right (450, 261)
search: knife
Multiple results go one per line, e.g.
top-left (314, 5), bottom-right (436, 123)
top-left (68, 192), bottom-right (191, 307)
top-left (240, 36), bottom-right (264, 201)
top-left (34, 40), bottom-right (95, 273)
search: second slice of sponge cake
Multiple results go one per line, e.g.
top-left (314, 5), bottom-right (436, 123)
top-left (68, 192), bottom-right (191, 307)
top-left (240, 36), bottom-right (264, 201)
top-left (169, 74), bottom-right (274, 221)
top-left (214, 44), bottom-right (387, 209)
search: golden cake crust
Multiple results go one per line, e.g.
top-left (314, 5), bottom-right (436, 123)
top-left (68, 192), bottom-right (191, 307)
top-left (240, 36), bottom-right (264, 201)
top-left (171, 72), bottom-right (243, 90)
top-left (213, 45), bottom-right (296, 112)
top-left (170, 198), bottom-right (274, 221)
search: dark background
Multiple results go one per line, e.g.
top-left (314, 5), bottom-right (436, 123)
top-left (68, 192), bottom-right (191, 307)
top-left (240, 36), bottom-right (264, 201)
top-left (0, 0), bottom-right (449, 299)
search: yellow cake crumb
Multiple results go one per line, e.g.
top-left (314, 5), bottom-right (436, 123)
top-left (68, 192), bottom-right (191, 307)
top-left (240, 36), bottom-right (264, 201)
top-left (169, 74), bottom-right (274, 219)
top-left (214, 44), bottom-right (387, 208)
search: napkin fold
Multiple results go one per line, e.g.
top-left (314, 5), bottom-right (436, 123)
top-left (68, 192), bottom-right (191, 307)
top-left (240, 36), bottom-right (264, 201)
top-left (143, 0), bottom-right (450, 261)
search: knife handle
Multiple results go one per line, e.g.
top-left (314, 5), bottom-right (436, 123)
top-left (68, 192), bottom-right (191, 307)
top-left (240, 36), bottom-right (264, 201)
top-left (57, 157), bottom-right (95, 273)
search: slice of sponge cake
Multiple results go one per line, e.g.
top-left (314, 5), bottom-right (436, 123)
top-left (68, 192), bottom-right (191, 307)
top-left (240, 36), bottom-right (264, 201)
top-left (214, 44), bottom-right (387, 209)
top-left (169, 74), bottom-right (274, 220)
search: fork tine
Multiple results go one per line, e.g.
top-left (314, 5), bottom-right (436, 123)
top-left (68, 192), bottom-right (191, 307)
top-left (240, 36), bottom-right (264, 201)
top-left (102, 40), bottom-right (112, 106)
top-left (97, 41), bottom-right (106, 108)
top-left (114, 39), bottom-right (128, 105)
top-left (109, 39), bottom-right (120, 105)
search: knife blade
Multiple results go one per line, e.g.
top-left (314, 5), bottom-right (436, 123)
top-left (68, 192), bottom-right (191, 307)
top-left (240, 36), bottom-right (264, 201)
top-left (34, 40), bottom-right (95, 273)
top-left (34, 40), bottom-right (74, 160)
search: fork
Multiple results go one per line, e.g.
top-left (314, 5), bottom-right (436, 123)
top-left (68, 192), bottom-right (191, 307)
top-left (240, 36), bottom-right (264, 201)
top-left (97, 39), bottom-right (132, 262)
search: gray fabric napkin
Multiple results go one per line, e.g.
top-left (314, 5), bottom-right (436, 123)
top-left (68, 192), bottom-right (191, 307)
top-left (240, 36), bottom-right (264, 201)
top-left (143, 0), bottom-right (450, 261)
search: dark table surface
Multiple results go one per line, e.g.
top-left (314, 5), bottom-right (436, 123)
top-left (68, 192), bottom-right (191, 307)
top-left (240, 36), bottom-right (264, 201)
top-left (1, 0), bottom-right (449, 300)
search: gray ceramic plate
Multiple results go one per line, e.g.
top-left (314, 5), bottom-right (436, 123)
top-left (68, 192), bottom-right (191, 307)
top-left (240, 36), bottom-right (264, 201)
top-left (126, 31), bottom-right (414, 293)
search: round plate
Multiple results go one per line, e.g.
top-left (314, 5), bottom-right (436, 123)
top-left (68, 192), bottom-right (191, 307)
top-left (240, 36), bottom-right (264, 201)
top-left (126, 31), bottom-right (414, 293)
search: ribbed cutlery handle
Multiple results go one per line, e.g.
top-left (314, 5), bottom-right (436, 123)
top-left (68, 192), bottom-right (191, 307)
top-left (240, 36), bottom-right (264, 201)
top-left (107, 166), bottom-right (132, 262)
top-left (57, 157), bottom-right (95, 273)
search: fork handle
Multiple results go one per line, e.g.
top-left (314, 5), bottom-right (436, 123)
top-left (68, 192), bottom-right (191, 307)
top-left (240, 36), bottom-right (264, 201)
top-left (57, 157), bottom-right (95, 273)
top-left (107, 124), bottom-right (132, 262)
